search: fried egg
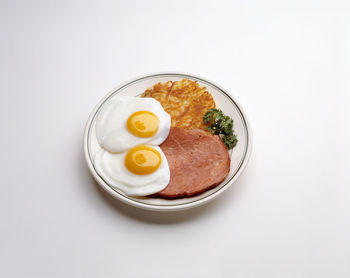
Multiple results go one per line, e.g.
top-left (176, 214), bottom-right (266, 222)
top-left (94, 145), bottom-right (170, 196)
top-left (96, 96), bottom-right (171, 153)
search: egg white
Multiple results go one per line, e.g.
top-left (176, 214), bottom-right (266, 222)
top-left (95, 96), bottom-right (171, 153)
top-left (94, 146), bottom-right (170, 196)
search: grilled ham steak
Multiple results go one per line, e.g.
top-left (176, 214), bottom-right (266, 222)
top-left (151, 127), bottom-right (230, 199)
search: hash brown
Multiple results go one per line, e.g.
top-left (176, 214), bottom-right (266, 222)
top-left (141, 79), bottom-right (215, 131)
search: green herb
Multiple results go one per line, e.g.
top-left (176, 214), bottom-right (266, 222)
top-left (203, 108), bottom-right (238, 149)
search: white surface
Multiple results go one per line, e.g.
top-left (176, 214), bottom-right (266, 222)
top-left (0, 0), bottom-right (349, 277)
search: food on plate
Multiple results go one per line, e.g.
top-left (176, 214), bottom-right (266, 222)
top-left (94, 145), bottom-right (170, 196)
top-left (142, 78), bottom-right (238, 149)
top-left (94, 95), bottom-right (171, 196)
top-left (150, 127), bottom-right (230, 199)
top-left (203, 108), bottom-right (238, 149)
top-left (93, 79), bottom-right (237, 199)
top-left (142, 79), bottom-right (215, 131)
top-left (95, 96), bottom-right (171, 153)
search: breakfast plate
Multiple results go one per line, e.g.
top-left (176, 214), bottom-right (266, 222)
top-left (84, 73), bottom-right (252, 211)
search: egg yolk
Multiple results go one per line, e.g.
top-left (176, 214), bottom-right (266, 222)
top-left (127, 111), bottom-right (159, 138)
top-left (125, 145), bottom-right (161, 175)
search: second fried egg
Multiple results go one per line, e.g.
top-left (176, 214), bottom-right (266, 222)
top-left (94, 145), bottom-right (170, 196)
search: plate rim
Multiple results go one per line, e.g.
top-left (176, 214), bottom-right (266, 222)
top-left (83, 72), bottom-right (253, 211)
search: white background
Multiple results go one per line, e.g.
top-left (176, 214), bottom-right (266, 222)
top-left (1, 0), bottom-right (349, 277)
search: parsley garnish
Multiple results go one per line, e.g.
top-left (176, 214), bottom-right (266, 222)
top-left (203, 108), bottom-right (238, 149)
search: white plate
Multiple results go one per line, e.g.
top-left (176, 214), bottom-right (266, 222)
top-left (84, 73), bottom-right (252, 211)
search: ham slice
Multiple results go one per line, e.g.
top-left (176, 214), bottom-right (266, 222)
top-left (151, 127), bottom-right (230, 199)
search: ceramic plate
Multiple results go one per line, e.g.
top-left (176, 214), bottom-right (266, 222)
top-left (84, 73), bottom-right (252, 211)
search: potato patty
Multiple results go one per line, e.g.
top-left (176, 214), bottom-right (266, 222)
top-left (141, 79), bottom-right (215, 131)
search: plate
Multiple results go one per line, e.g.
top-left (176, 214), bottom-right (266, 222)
top-left (84, 73), bottom-right (252, 211)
